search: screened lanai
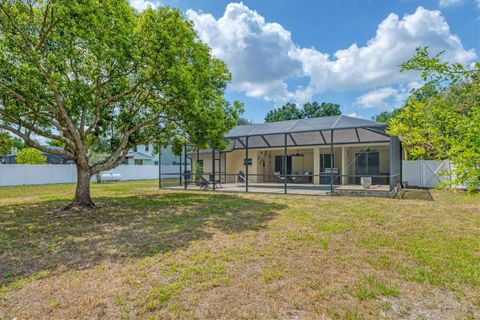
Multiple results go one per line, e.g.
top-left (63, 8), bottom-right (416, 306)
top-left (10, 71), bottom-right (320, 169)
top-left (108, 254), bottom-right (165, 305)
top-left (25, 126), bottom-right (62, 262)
top-left (160, 115), bottom-right (403, 197)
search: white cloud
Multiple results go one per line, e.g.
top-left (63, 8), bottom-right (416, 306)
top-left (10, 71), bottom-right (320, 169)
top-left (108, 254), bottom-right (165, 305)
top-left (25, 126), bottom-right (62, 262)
top-left (130, 0), bottom-right (158, 11)
top-left (439, 0), bottom-right (464, 8)
top-left (187, 3), bottom-right (476, 106)
top-left (354, 81), bottom-right (422, 110)
top-left (347, 112), bottom-right (363, 118)
top-left (355, 87), bottom-right (399, 110)
top-left (187, 4), bottom-right (302, 102)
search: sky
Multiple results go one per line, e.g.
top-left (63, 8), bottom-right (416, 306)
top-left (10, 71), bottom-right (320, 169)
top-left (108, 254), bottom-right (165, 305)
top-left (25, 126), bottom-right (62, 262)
top-left (130, 0), bottom-right (479, 123)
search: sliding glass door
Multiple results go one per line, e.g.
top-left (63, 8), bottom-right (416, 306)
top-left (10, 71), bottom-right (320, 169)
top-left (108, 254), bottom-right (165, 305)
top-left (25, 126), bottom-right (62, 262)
top-left (274, 155), bottom-right (292, 174)
top-left (355, 151), bottom-right (380, 183)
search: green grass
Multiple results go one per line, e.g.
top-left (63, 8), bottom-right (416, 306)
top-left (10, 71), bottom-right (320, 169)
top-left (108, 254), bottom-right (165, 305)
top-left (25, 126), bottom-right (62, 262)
top-left (354, 275), bottom-right (400, 300)
top-left (0, 180), bottom-right (479, 319)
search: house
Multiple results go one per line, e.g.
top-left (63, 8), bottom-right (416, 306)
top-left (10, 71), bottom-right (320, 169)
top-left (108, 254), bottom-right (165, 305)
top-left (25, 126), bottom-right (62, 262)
top-left (182, 115), bottom-right (403, 195)
top-left (124, 144), bottom-right (178, 165)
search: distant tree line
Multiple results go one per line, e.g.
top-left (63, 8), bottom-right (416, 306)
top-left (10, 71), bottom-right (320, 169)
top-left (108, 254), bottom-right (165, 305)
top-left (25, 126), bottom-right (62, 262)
top-left (264, 102), bottom-right (342, 122)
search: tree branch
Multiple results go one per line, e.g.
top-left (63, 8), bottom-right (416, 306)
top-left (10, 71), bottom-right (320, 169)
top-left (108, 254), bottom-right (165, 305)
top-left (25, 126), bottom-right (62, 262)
top-left (0, 124), bottom-right (73, 158)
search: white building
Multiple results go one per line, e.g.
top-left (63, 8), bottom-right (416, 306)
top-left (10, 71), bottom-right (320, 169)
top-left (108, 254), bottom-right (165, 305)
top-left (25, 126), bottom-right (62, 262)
top-left (124, 144), bottom-right (178, 165)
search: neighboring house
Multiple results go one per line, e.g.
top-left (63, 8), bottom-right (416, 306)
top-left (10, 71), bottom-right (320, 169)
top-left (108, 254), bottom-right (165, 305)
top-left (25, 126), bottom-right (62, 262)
top-left (189, 115), bottom-right (404, 191)
top-left (124, 144), bottom-right (179, 165)
top-left (0, 146), bottom-right (73, 164)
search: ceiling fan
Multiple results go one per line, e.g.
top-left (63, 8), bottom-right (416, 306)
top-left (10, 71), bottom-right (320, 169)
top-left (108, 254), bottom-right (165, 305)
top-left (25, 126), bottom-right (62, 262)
top-left (290, 152), bottom-right (305, 157)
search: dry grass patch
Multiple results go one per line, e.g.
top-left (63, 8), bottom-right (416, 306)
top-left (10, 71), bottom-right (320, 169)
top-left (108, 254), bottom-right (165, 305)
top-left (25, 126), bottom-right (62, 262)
top-left (0, 181), bottom-right (479, 319)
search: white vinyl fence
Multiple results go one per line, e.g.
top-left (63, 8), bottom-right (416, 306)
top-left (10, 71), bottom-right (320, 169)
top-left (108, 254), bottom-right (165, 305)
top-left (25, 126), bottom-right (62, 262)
top-left (0, 164), bottom-right (183, 187)
top-left (0, 161), bottom-right (455, 189)
top-left (402, 160), bottom-right (451, 188)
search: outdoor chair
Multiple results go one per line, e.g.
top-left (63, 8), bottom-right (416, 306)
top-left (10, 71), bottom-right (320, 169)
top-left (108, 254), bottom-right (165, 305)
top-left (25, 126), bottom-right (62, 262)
top-left (237, 171), bottom-right (251, 184)
top-left (199, 176), bottom-right (211, 190)
top-left (209, 173), bottom-right (223, 189)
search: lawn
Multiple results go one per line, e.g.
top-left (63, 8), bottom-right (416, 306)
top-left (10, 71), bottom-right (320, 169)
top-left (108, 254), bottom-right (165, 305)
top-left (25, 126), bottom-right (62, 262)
top-left (0, 180), bottom-right (479, 319)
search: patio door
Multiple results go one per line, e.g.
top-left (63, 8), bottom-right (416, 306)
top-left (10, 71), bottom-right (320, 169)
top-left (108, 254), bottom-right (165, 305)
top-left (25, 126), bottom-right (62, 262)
top-left (320, 153), bottom-right (335, 184)
top-left (355, 151), bottom-right (379, 183)
top-left (275, 155), bottom-right (292, 174)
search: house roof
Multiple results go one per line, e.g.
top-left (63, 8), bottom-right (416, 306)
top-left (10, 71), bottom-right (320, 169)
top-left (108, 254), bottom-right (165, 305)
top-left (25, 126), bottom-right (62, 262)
top-left (226, 115), bottom-right (386, 138)
top-left (225, 115), bottom-right (389, 150)
top-left (126, 152), bottom-right (155, 160)
top-left (186, 115), bottom-right (390, 155)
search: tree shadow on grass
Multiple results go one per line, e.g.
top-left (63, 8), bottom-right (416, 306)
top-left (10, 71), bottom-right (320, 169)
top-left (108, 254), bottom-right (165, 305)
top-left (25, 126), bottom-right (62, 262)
top-left (0, 192), bottom-right (284, 285)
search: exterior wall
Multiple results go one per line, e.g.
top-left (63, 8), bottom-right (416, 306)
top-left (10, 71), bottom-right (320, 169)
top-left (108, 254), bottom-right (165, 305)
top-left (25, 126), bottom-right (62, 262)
top-left (217, 142), bottom-right (391, 185)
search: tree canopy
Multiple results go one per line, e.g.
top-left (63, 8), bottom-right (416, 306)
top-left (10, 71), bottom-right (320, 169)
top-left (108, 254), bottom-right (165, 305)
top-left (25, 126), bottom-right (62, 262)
top-left (0, 0), bottom-right (241, 207)
top-left (388, 47), bottom-right (480, 191)
top-left (0, 131), bottom-right (14, 155)
top-left (265, 102), bottom-right (341, 122)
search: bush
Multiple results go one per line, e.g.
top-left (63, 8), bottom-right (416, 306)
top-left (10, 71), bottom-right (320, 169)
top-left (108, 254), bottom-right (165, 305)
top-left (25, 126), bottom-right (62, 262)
top-left (16, 148), bottom-right (46, 164)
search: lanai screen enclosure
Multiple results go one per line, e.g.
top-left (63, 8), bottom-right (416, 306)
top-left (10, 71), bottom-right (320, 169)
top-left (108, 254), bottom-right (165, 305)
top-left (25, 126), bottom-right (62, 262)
top-left (159, 115), bottom-right (403, 196)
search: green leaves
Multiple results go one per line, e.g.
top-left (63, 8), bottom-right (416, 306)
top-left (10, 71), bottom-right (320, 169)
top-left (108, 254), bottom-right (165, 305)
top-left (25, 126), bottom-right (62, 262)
top-left (0, 0), bottom-right (240, 170)
top-left (0, 131), bottom-right (14, 155)
top-left (390, 47), bottom-right (480, 191)
top-left (264, 101), bottom-right (341, 123)
top-left (15, 148), bottom-right (46, 164)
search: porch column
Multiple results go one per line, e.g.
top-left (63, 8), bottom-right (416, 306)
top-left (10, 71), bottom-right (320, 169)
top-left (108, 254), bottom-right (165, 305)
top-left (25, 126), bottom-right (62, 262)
top-left (284, 133), bottom-right (288, 194)
top-left (245, 136), bottom-right (249, 192)
top-left (341, 146), bottom-right (347, 185)
top-left (313, 146), bottom-right (320, 185)
top-left (330, 129), bottom-right (334, 194)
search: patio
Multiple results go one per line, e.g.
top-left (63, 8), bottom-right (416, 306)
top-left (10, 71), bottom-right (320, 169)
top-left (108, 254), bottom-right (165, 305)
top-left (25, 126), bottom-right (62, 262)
top-left (165, 182), bottom-right (392, 197)
top-left (159, 115), bottom-right (403, 197)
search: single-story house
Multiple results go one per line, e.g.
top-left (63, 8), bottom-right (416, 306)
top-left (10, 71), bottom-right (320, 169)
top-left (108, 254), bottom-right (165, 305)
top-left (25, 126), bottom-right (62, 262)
top-left (182, 115), bottom-right (403, 195)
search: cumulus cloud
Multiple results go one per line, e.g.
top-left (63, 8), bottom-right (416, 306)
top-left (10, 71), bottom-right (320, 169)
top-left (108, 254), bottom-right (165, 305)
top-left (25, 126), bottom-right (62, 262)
top-left (439, 0), bottom-right (464, 8)
top-left (187, 3), bottom-right (476, 106)
top-left (130, 0), bottom-right (158, 11)
top-left (186, 4), bottom-right (301, 102)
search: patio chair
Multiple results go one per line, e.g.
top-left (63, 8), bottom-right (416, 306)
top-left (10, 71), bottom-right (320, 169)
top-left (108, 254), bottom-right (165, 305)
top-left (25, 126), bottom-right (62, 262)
top-left (237, 171), bottom-right (251, 184)
top-left (209, 173), bottom-right (223, 189)
top-left (199, 176), bottom-right (211, 190)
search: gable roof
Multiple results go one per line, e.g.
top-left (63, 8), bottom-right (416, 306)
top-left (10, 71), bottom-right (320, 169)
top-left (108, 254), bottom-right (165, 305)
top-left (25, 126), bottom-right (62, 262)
top-left (226, 115), bottom-right (386, 138)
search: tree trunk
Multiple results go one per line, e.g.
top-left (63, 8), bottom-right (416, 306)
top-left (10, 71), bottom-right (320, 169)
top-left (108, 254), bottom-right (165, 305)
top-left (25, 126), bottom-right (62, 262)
top-left (65, 166), bottom-right (95, 210)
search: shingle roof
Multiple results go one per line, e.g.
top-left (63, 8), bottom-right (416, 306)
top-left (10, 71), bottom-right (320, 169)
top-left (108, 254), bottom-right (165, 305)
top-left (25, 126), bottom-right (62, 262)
top-left (226, 115), bottom-right (386, 138)
top-left (126, 152), bottom-right (154, 160)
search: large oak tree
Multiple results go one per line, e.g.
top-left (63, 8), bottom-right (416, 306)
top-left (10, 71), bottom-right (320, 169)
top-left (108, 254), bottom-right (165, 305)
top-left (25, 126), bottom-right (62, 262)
top-left (0, 0), bottom-right (241, 208)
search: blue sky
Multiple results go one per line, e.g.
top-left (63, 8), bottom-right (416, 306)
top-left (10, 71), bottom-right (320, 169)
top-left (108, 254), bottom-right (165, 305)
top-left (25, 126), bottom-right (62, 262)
top-left (131, 0), bottom-right (479, 122)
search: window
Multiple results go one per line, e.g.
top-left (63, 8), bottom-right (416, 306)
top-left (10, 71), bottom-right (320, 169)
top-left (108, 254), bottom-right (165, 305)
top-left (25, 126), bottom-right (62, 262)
top-left (133, 146), bottom-right (137, 152)
top-left (134, 159), bottom-right (143, 165)
top-left (196, 160), bottom-right (204, 174)
top-left (320, 153), bottom-right (335, 172)
top-left (145, 145), bottom-right (149, 152)
top-left (154, 161), bottom-right (159, 165)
